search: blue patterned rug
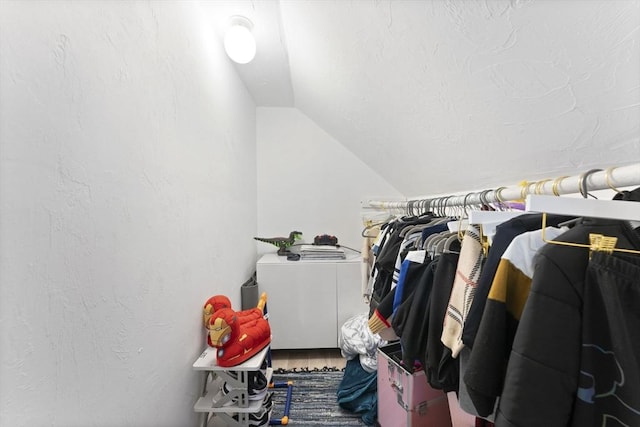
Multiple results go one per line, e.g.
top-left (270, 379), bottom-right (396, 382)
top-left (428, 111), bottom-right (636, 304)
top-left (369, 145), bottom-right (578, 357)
top-left (269, 367), bottom-right (368, 426)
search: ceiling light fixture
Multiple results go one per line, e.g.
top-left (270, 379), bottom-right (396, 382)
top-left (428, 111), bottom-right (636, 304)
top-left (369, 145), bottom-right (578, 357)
top-left (224, 15), bottom-right (256, 64)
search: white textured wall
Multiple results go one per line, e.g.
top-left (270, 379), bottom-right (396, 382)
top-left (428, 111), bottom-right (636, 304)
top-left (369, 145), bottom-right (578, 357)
top-left (281, 0), bottom-right (640, 196)
top-left (0, 2), bottom-right (256, 426)
top-left (257, 107), bottom-right (404, 254)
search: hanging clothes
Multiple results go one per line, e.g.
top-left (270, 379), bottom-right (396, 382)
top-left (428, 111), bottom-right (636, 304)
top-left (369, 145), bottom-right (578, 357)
top-left (463, 226), bottom-right (567, 417)
top-left (425, 240), bottom-right (461, 392)
top-left (365, 174), bottom-right (640, 427)
top-left (495, 214), bottom-right (640, 426)
top-left (441, 224), bottom-right (484, 358)
top-left (368, 216), bottom-right (433, 314)
top-left (392, 256), bottom-right (439, 369)
top-left (391, 223), bottom-right (449, 317)
top-left (362, 222), bottom-right (382, 304)
top-left (391, 250), bottom-right (427, 316)
top-left (461, 213), bottom-right (575, 349)
top-left (367, 216), bottom-right (437, 338)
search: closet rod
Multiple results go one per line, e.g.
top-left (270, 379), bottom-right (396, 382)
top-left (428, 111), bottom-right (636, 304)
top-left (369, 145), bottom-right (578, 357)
top-left (367, 163), bottom-right (640, 211)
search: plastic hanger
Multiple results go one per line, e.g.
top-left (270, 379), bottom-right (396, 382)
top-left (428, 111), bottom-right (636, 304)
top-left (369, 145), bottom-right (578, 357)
top-left (427, 231), bottom-right (453, 258)
top-left (443, 233), bottom-right (461, 254)
top-left (421, 231), bottom-right (442, 251)
top-left (434, 232), bottom-right (458, 256)
top-left (468, 210), bottom-right (524, 225)
top-left (448, 219), bottom-right (469, 233)
top-left (423, 230), bottom-right (449, 253)
top-left (526, 195), bottom-right (640, 222)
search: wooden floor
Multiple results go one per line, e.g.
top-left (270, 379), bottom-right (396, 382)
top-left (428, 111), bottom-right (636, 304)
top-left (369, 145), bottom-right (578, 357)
top-left (270, 348), bottom-right (347, 370)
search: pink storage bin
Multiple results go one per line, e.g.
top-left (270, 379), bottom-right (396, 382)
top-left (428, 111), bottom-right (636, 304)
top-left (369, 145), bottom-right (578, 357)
top-left (447, 392), bottom-right (477, 427)
top-left (377, 343), bottom-right (453, 427)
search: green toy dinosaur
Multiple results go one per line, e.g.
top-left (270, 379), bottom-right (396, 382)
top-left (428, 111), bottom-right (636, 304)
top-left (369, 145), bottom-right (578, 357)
top-left (254, 231), bottom-right (303, 256)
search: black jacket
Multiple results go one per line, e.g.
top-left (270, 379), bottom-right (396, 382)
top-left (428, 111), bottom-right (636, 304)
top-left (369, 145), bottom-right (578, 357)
top-left (495, 217), bottom-right (640, 426)
top-left (392, 257), bottom-right (439, 369)
top-left (426, 246), bottom-right (461, 392)
top-left (462, 213), bottom-right (574, 349)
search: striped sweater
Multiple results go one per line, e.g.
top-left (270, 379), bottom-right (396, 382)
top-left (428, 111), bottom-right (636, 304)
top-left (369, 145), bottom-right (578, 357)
top-left (441, 224), bottom-right (484, 358)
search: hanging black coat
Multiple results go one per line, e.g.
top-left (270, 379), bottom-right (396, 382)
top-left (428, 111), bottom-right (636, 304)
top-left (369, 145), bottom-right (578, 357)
top-left (495, 215), bottom-right (640, 427)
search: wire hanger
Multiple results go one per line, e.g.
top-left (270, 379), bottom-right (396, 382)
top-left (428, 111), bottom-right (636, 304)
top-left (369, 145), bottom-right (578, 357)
top-left (362, 219), bottom-right (383, 238)
top-left (538, 212), bottom-right (640, 257)
top-left (456, 193), bottom-right (472, 241)
top-left (527, 194), bottom-right (640, 257)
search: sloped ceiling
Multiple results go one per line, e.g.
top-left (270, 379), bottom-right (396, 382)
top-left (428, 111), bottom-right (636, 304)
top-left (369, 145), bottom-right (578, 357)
top-left (209, 0), bottom-right (640, 197)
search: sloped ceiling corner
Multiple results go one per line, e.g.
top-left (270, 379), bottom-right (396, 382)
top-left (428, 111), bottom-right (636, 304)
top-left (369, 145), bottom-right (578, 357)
top-left (279, 0), bottom-right (640, 197)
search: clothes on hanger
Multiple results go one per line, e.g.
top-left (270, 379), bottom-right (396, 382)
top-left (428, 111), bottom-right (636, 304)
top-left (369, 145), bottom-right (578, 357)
top-left (365, 185), bottom-right (640, 427)
top-left (461, 214), bottom-right (576, 349)
top-left (495, 217), bottom-right (640, 426)
top-left (391, 250), bottom-right (427, 316)
top-left (368, 215), bottom-right (434, 315)
top-left (390, 226), bottom-right (451, 316)
top-left (367, 216), bottom-right (440, 338)
top-left (392, 257), bottom-right (439, 369)
top-left (463, 226), bottom-right (568, 417)
top-left (441, 224), bottom-right (484, 358)
top-left (425, 240), bottom-right (461, 392)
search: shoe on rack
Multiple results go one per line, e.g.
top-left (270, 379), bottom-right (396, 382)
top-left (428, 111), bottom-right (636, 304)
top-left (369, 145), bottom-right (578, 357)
top-left (221, 370), bottom-right (269, 405)
top-left (227, 364), bottom-right (268, 380)
top-left (232, 405), bottom-right (270, 427)
top-left (262, 391), bottom-right (274, 413)
top-left (252, 370), bottom-right (269, 393)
